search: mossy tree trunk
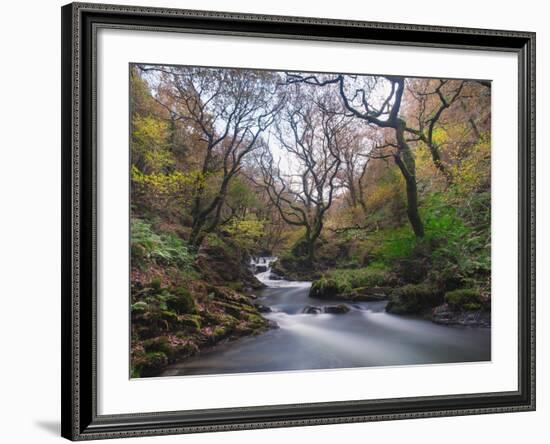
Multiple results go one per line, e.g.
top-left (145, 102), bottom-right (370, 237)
top-left (395, 120), bottom-right (424, 238)
top-left (336, 75), bottom-right (425, 238)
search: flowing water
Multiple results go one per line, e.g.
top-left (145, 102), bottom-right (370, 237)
top-left (161, 257), bottom-right (490, 377)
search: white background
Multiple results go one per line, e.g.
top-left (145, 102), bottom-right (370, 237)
top-left (0, 0), bottom-right (546, 443)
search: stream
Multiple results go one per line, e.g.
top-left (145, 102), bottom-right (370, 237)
top-left (161, 257), bottom-right (490, 377)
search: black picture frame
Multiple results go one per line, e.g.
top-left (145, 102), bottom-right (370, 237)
top-left (61, 2), bottom-right (536, 440)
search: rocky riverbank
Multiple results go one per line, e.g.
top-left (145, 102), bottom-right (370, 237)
top-left (308, 268), bottom-right (490, 328)
top-left (160, 260), bottom-right (491, 377)
top-left (130, 231), bottom-right (278, 378)
top-left (431, 303), bottom-right (491, 327)
top-left (131, 279), bottom-right (276, 377)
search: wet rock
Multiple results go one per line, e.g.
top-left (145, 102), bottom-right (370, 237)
top-left (431, 303), bottom-right (491, 327)
top-left (309, 278), bottom-right (340, 299)
top-left (444, 289), bottom-right (487, 311)
top-left (323, 304), bottom-right (350, 314)
top-left (351, 287), bottom-right (391, 302)
top-left (255, 265), bottom-right (268, 273)
top-left (385, 284), bottom-right (443, 315)
top-left (303, 305), bottom-right (323, 314)
top-left (269, 272), bottom-right (283, 280)
top-left (254, 303), bottom-right (272, 313)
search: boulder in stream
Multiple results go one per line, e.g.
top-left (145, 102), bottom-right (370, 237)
top-left (269, 272), bottom-right (283, 280)
top-left (323, 304), bottom-right (350, 314)
top-left (302, 305), bottom-right (323, 314)
top-left (254, 303), bottom-right (272, 313)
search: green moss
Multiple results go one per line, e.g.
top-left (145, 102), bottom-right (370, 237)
top-left (166, 286), bottom-right (196, 314)
top-left (178, 340), bottom-right (199, 356)
top-left (150, 277), bottom-right (162, 291)
top-left (445, 289), bottom-right (483, 311)
top-left (130, 365), bottom-right (142, 378)
top-left (178, 314), bottom-right (202, 331)
top-left (463, 302), bottom-right (483, 311)
top-left (131, 301), bottom-right (148, 313)
top-left (132, 349), bottom-right (169, 377)
top-left (310, 267), bottom-right (394, 299)
top-left (386, 284), bottom-right (443, 314)
top-left (215, 301), bottom-right (248, 319)
top-left (212, 326), bottom-right (228, 339)
top-left (143, 351), bottom-right (168, 369)
top-left (175, 331), bottom-right (187, 340)
top-left (226, 281), bottom-right (244, 291)
top-left (246, 313), bottom-right (265, 327)
top-left (310, 277), bottom-right (346, 299)
top-left (160, 309), bottom-right (178, 321)
top-left (143, 336), bottom-right (173, 355)
top-left (340, 268), bottom-right (393, 288)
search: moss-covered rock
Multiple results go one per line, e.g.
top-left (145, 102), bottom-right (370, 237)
top-left (131, 275), bottom-right (274, 377)
top-left (166, 286), bottom-right (196, 314)
top-left (140, 351), bottom-right (169, 377)
top-left (177, 314), bottom-right (202, 331)
top-left (143, 336), bottom-right (174, 355)
top-left (212, 326), bottom-right (229, 340)
top-left (310, 267), bottom-right (395, 301)
top-left (302, 305), bottom-right (323, 314)
top-left (214, 301), bottom-right (253, 319)
top-left (309, 277), bottom-right (344, 300)
top-left (132, 339), bottom-right (181, 376)
top-left (432, 303), bottom-right (491, 327)
top-left (323, 304), bottom-right (350, 314)
top-left (245, 313), bottom-right (268, 329)
top-left (207, 285), bottom-right (251, 304)
top-left (159, 309), bottom-right (179, 325)
top-left (444, 288), bottom-right (486, 312)
top-left (385, 284), bottom-right (443, 314)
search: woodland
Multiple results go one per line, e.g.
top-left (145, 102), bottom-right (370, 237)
top-left (129, 64), bottom-right (491, 377)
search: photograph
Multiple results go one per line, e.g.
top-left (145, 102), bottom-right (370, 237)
top-left (129, 64), bottom-right (492, 378)
top-left (58, 1), bottom-right (536, 440)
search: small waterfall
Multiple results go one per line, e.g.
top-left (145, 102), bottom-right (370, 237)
top-left (249, 256), bottom-right (278, 285)
top-left (250, 256), bottom-right (277, 274)
top-left (249, 256), bottom-right (310, 288)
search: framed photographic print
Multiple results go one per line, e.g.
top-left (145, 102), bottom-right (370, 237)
top-left (61, 2), bottom-right (535, 440)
